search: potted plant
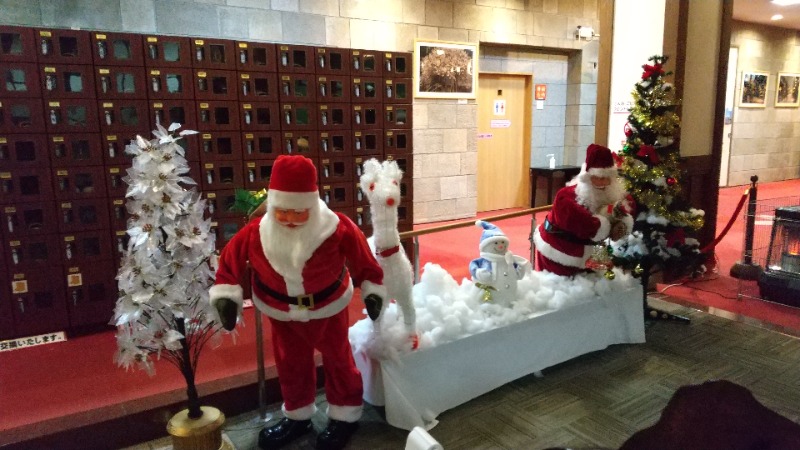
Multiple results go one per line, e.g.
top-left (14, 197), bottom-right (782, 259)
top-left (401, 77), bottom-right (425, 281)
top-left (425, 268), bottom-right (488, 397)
top-left (111, 123), bottom-right (224, 450)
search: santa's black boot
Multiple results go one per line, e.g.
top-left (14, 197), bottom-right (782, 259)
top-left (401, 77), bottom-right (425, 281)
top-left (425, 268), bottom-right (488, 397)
top-left (316, 419), bottom-right (359, 450)
top-left (258, 417), bottom-right (312, 449)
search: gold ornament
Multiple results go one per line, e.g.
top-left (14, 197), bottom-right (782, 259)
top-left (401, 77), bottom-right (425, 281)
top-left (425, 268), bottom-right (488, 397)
top-left (634, 264), bottom-right (644, 275)
top-left (604, 269), bottom-right (616, 280)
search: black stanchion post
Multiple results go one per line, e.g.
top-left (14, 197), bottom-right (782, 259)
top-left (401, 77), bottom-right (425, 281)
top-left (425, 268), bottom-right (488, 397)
top-left (730, 175), bottom-right (763, 280)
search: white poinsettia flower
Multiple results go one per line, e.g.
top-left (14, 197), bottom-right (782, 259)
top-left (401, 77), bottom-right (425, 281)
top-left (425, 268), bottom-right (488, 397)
top-left (161, 329), bottom-right (184, 351)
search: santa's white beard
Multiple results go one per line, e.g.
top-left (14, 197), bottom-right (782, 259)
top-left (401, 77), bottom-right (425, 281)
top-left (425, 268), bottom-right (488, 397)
top-left (574, 173), bottom-right (626, 213)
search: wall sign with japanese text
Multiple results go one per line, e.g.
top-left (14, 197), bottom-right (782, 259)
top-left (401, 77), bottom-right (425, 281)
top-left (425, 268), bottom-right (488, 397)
top-left (0, 331), bottom-right (66, 352)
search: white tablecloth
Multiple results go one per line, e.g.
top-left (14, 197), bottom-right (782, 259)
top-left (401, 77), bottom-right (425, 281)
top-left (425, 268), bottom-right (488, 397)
top-left (354, 286), bottom-right (645, 430)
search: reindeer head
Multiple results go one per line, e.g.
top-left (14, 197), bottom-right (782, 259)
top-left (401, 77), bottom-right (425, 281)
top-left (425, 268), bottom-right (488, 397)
top-left (359, 158), bottom-right (403, 208)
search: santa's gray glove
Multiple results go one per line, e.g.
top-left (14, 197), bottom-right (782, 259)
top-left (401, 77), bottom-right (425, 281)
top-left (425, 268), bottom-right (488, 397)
top-left (215, 298), bottom-right (238, 331)
top-left (364, 294), bottom-right (383, 321)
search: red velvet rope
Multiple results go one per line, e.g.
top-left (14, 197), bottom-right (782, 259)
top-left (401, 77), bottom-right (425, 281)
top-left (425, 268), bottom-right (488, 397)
top-left (700, 188), bottom-right (750, 253)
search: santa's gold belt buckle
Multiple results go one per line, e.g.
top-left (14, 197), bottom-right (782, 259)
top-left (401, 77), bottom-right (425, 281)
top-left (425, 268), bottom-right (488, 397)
top-left (296, 294), bottom-right (314, 309)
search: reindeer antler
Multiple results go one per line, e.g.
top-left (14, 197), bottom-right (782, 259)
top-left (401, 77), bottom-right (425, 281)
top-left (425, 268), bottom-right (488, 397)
top-left (382, 160), bottom-right (403, 183)
top-left (359, 158), bottom-right (382, 193)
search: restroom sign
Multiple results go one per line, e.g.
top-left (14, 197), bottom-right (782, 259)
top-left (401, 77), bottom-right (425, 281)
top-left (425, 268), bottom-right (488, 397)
top-left (493, 100), bottom-right (506, 116)
top-left (535, 84), bottom-right (547, 100)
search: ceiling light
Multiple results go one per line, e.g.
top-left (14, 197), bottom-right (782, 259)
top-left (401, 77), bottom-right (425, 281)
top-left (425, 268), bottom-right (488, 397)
top-left (772, 14), bottom-right (784, 20)
top-left (772, 0), bottom-right (800, 6)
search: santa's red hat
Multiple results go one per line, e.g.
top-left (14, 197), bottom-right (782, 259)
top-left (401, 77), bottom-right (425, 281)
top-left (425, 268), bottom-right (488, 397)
top-left (268, 155), bottom-right (320, 209)
top-left (583, 143), bottom-right (618, 178)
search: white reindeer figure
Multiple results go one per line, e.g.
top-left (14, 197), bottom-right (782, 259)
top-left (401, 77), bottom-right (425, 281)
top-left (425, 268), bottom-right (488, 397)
top-left (360, 159), bottom-right (417, 344)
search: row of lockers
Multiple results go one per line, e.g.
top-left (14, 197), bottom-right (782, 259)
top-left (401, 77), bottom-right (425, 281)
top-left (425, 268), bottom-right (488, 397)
top-left (1, 128), bottom-right (413, 171)
top-left (0, 97), bottom-right (412, 134)
top-left (1, 26), bottom-right (412, 76)
top-left (3, 62), bottom-right (413, 103)
top-left (0, 152), bottom-right (413, 207)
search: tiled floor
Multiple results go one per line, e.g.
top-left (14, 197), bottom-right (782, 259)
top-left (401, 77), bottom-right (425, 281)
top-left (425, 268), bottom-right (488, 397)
top-left (126, 297), bottom-right (800, 449)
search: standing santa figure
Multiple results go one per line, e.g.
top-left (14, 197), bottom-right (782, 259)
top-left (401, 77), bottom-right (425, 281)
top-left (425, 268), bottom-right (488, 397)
top-left (534, 143), bottom-right (634, 277)
top-left (210, 155), bottom-right (386, 450)
top-left (469, 220), bottom-right (529, 306)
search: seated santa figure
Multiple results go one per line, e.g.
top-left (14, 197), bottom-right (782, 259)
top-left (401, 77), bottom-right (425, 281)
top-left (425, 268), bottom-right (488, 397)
top-left (533, 143), bottom-right (634, 277)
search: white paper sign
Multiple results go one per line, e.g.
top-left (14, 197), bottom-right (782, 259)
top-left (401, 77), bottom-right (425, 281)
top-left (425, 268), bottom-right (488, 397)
top-left (493, 100), bottom-right (506, 116)
top-left (0, 331), bottom-right (66, 352)
top-left (490, 119), bottom-right (511, 128)
top-left (613, 100), bottom-right (633, 114)
top-left (536, 100), bottom-right (544, 110)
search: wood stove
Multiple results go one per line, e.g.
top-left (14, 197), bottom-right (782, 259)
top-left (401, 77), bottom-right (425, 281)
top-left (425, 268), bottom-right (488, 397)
top-left (758, 206), bottom-right (800, 307)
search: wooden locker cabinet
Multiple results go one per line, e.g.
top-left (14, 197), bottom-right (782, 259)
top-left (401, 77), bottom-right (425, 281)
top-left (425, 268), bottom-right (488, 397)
top-left (143, 35), bottom-right (192, 68)
top-left (384, 104), bottom-right (412, 129)
top-left (314, 47), bottom-right (351, 75)
top-left (2, 62), bottom-right (41, 98)
top-left (9, 269), bottom-right (69, 337)
top-left (318, 131), bottom-right (352, 157)
top-left (101, 133), bottom-right (135, 166)
top-left (316, 75), bottom-right (351, 103)
top-left (0, 166), bottom-right (54, 206)
top-left (385, 153), bottom-right (413, 179)
top-left (0, 267), bottom-right (13, 340)
top-left (194, 69), bottom-right (238, 101)
top-left (5, 234), bottom-right (63, 269)
top-left (351, 104), bottom-right (382, 129)
top-left (191, 38), bottom-right (236, 70)
top-left (198, 132), bottom-right (243, 163)
top-left (320, 182), bottom-right (354, 209)
top-left (0, 134), bottom-right (49, 170)
top-left (239, 102), bottom-right (280, 131)
top-left (352, 204), bottom-right (372, 234)
top-left (91, 32), bottom-right (145, 67)
top-left (200, 161), bottom-right (244, 191)
top-left (48, 133), bottom-right (104, 167)
top-left (105, 167), bottom-right (127, 198)
top-left (109, 229), bottom-right (129, 264)
top-left (98, 100), bottom-right (150, 133)
top-left (235, 41), bottom-right (277, 72)
top-left (57, 198), bottom-right (111, 233)
top-left (204, 190), bottom-right (239, 219)
top-left (276, 45), bottom-right (314, 74)
top-left (242, 131), bottom-right (281, 160)
top-left (384, 129), bottom-right (412, 155)
top-left (350, 49), bottom-right (383, 77)
top-left (210, 217), bottom-right (243, 250)
top-left (150, 100), bottom-right (197, 131)
top-left (108, 198), bottom-right (129, 231)
top-left (383, 78), bottom-right (412, 103)
top-left (278, 73), bottom-right (317, 103)
top-left (243, 160), bottom-right (275, 191)
top-left (2, 202), bottom-right (59, 237)
top-left (0, 98), bottom-right (47, 134)
top-left (35, 28), bottom-right (93, 65)
top-left (0, 26), bottom-right (38, 63)
top-left (351, 76), bottom-right (382, 103)
top-left (279, 103), bottom-right (317, 131)
top-left (40, 64), bottom-right (96, 99)
top-left (60, 230), bottom-right (114, 266)
top-left (352, 130), bottom-right (383, 156)
top-left (45, 99), bottom-right (100, 133)
top-left (237, 72), bottom-right (278, 102)
top-left (282, 131), bottom-right (318, 158)
top-left (318, 156), bottom-right (355, 183)
top-left (317, 104), bottom-right (350, 130)
top-left (147, 67), bottom-right (195, 99)
top-left (383, 52), bottom-right (412, 77)
top-left (353, 155), bottom-right (382, 182)
top-left (196, 100), bottom-right (239, 131)
top-left (95, 66), bottom-right (148, 99)
top-left (354, 182), bottom-right (368, 207)
top-left (64, 263), bottom-right (117, 329)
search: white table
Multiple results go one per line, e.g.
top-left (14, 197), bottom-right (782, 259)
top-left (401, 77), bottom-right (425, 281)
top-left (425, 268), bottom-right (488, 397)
top-left (354, 286), bottom-right (645, 430)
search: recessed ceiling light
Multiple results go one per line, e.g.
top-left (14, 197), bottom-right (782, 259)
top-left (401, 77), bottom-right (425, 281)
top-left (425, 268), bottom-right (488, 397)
top-left (772, 0), bottom-right (800, 6)
top-left (772, 14), bottom-right (785, 20)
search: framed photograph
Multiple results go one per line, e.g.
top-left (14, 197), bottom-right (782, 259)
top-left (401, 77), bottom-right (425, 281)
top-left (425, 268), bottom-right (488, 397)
top-left (776, 72), bottom-right (800, 107)
top-left (740, 71), bottom-right (769, 107)
top-left (413, 39), bottom-right (478, 99)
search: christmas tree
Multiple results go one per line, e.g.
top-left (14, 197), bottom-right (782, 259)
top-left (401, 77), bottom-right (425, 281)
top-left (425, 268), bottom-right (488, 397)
top-left (611, 55), bottom-right (707, 282)
top-left (111, 122), bottom-right (219, 419)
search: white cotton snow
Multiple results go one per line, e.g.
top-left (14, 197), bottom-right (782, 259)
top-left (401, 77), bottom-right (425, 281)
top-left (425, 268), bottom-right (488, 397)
top-left (349, 262), bottom-right (638, 360)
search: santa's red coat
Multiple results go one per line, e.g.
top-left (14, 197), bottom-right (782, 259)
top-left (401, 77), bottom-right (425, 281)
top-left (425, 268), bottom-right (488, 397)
top-left (533, 184), bottom-right (611, 276)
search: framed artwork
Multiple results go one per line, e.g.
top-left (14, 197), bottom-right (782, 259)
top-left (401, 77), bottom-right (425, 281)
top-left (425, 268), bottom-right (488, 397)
top-left (413, 39), bottom-right (478, 99)
top-left (775, 72), bottom-right (800, 107)
top-left (740, 71), bottom-right (769, 107)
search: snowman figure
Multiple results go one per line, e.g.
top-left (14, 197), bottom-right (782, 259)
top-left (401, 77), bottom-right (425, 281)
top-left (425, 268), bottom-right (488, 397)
top-left (469, 220), bottom-right (530, 307)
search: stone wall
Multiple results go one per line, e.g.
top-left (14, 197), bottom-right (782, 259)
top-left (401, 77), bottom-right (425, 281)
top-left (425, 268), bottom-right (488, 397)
top-left (0, 0), bottom-right (602, 222)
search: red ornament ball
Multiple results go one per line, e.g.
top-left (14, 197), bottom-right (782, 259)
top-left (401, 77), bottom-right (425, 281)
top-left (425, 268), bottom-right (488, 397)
top-left (666, 177), bottom-right (676, 186)
top-left (624, 123), bottom-right (633, 137)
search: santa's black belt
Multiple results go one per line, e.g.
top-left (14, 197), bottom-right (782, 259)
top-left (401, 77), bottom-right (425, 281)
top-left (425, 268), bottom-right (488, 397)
top-left (543, 217), bottom-right (598, 246)
top-left (253, 267), bottom-right (347, 309)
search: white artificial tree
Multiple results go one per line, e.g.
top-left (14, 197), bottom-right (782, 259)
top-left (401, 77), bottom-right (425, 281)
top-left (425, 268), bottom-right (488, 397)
top-left (112, 123), bottom-right (219, 419)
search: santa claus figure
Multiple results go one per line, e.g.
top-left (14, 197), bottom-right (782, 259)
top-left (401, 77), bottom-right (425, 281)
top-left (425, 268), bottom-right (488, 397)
top-left (469, 220), bottom-right (529, 306)
top-left (210, 155), bottom-right (386, 450)
top-left (533, 143), bottom-right (634, 277)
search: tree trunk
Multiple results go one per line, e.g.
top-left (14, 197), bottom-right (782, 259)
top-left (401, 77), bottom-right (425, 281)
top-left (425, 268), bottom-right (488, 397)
top-left (176, 319), bottom-right (203, 420)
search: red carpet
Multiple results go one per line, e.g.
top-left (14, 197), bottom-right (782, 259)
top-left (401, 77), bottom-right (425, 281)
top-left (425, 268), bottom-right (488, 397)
top-left (1, 179), bottom-right (799, 447)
